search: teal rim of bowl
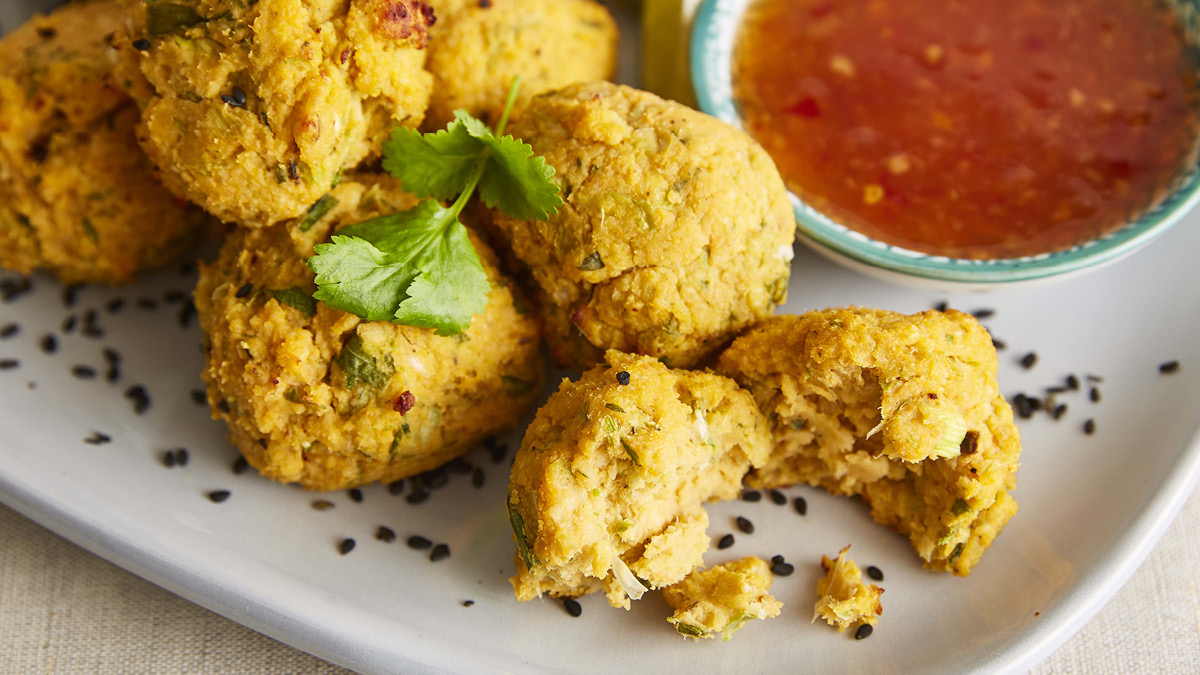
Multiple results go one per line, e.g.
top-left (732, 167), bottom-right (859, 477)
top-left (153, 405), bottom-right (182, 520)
top-left (690, 0), bottom-right (1200, 284)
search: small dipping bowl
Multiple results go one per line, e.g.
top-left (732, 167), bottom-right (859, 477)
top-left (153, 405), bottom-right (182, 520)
top-left (690, 0), bottom-right (1200, 290)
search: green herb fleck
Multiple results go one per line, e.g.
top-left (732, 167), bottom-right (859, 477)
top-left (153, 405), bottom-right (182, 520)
top-left (789, 417), bottom-right (807, 430)
top-left (267, 288), bottom-right (316, 318)
top-left (81, 217), bottom-right (98, 244)
top-left (950, 498), bottom-right (971, 516)
top-left (620, 438), bottom-right (640, 466)
top-left (501, 375), bottom-right (534, 396)
top-left (297, 194), bottom-right (339, 232)
top-left (335, 334), bottom-right (393, 390)
top-left (604, 402), bottom-right (625, 413)
top-left (948, 542), bottom-right (965, 567)
top-left (146, 3), bottom-right (205, 35)
top-left (674, 623), bottom-right (707, 638)
top-left (721, 613), bottom-right (752, 641)
top-left (578, 252), bottom-right (604, 271)
top-left (183, 91), bottom-right (202, 103)
top-left (508, 494), bottom-right (537, 570)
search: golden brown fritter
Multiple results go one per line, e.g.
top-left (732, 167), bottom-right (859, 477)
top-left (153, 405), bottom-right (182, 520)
top-left (424, 0), bottom-right (618, 128)
top-left (113, 0), bottom-right (434, 227)
top-left (195, 174), bottom-right (542, 490)
top-left (507, 350), bottom-right (771, 608)
top-left (813, 546), bottom-right (883, 632)
top-left (492, 82), bottom-right (795, 369)
top-left (716, 309), bottom-right (1022, 575)
top-left (0, 0), bottom-right (204, 284)
top-left (663, 557), bottom-right (782, 641)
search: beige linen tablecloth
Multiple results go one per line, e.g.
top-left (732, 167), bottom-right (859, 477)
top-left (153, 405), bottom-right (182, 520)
top-left (2, 490), bottom-right (1198, 673)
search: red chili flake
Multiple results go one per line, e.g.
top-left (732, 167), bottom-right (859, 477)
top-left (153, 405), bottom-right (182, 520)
top-left (340, 47), bottom-right (352, 65)
top-left (393, 390), bottom-right (416, 414)
top-left (785, 97), bottom-right (821, 118)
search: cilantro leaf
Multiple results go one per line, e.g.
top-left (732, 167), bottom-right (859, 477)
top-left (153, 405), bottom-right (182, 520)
top-left (308, 201), bottom-right (489, 335)
top-left (476, 134), bottom-right (562, 220)
top-left (381, 122), bottom-right (486, 201)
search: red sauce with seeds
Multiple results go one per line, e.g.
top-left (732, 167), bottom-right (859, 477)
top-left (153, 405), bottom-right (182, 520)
top-left (734, 0), bottom-right (1200, 259)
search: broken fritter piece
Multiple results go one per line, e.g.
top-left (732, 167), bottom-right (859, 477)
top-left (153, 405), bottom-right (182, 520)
top-left (716, 308), bottom-right (1022, 575)
top-left (663, 557), bottom-right (783, 641)
top-left (507, 350), bottom-right (771, 609)
top-left (813, 546), bottom-right (883, 632)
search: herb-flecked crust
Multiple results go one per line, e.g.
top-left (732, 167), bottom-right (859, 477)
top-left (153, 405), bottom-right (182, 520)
top-left (716, 309), bottom-right (1022, 575)
top-left (493, 82), bottom-right (795, 369)
top-left (0, 0), bottom-right (206, 284)
top-left (195, 174), bottom-right (542, 490)
top-left (113, 0), bottom-right (434, 227)
top-left (507, 350), bottom-right (771, 608)
top-left (423, 0), bottom-right (618, 128)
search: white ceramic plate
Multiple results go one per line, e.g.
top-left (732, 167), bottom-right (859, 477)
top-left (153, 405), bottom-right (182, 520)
top-left (3, 2), bottom-right (1200, 673)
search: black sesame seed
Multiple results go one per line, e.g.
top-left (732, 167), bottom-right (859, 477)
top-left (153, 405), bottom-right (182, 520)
top-left (40, 334), bottom-right (57, 354)
top-left (741, 490), bottom-right (762, 503)
top-left (770, 561), bottom-right (795, 576)
top-left (615, 370), bottom-right (631, 386)
top-left (132, 38), bottom-right (150, 51)
top-left (387, 479), bottom-right (405, 496)
top-left (231, 86), bottom-right (246, 105)
top-left (0, 278), bottom-right (32, 302)
top-left (232, 456), bottom-right (249, 475)
top-left (0, 359), bottom-right (18, 370)
top-left (735, 516), bottom-right (754, 534)
top-left (933, 301), bottom-right (948, 312)
top-left (71, 365), bottom-right (96, 379)
top-left (471, 468), bottom-right (485, 488)
top-left (771, 554), bottom-right (784, 565)
top-left (971, 308), bottom-right (995, 319)
top-left (312, 500), bottom-right (335, 511)
top-left (217, 400), bottom-right (230, 414)
top-left (1052, 403), bottom-right (1068, 420)
top-left (161, 450), bottom-right (176, 468)
top-left (447, 457), bottom-right (473, 475)
top-left (866, 565), bottom-right (884, 581)
top-left (768, 489), bottom-right (786, 505)
top-left (81, 310), bottom-right (103, 338)
top-left (1013, 393), bottom-right (1034, 419)
top-left (235, 283), bottom-right (253, 298)
top-left (338, 538), bottom-right (356, 555)
top-left (1089, 387), bottom-right (1101, 403)
top-left (1083, 419), bottom-right (1096, 435)
top-left (1086, 374), bottom-right (1104, 383)
top-left (137, 298), bottom-right (158, 310)
top-left (430, 543), bottom-right (450, 562)
top-left (1020, 352), bottom-right (1038, 369)
top-left (103, 348), bottom-right (120, 365)
top-left (106, 298), bottom-right (125, 313)
top-left (165, 290), bottom-right (187, 303)
top-left (125, 385), bottom-right (150, 414)
top-left (62, 315), bottom-right (77, 333)
top-left (992, 338), bottom-right (1007, 351)
top-left (375, 526), bottom-right (396, 543)
top-left (1066, 374), bottom-right (1080, 391)
top-left (462, 600), bottom-right (475, 607)
top-left (563, 598), bottom-right (583, 617)
top-left (105, 366), bottom-right (120, 383)
top-left (407, 535), bottom-right (432, 550)
top-left (1159, 360), bottom-right (1181, 374)
top-left (0, 323), bottom-right (18, 339)
top-left (421, 467), bottom-right (448, 489)
top-left (207, 490), bottom-right (231, 503)
top-left (855, 624), bottom-right (874, 640)
top-left (348, 488), bottom-right (364, 503)
top-left (174, 448), bottom-right (189, 466)
top-left (62, 284), bottom-right (82, 308)
top-left (191, 389), bottom-right (207, 405)
top-left (1046, 385), bottom-right (1067, 395)
top-left (489, 442), bottom-right (509, 464)
top-left (717, 533), bottom-right (735, 549)
top-left (793, 496), bottom-right (808, 516)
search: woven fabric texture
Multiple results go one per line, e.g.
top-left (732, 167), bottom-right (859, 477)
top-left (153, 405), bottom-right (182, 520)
top-left (2, 490), bottom-right (1198, 673)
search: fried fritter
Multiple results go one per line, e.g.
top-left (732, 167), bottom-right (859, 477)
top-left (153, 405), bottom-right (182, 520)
top-left (507, 350), bottom-right (771, 608)
top-left (195, 174), bottom-right (542, 490)
top-left (0, 0), bottom-right (204, 284)
top-left (663, 557), bottom-right (782, 641)
top-left (424, 0), bottom-right (618, 128)
top-left (113, 0), bottom-right (434, 227)
top-left (716, 309), bottom-right (1022, 575)
top-left (493, 82), bottom-right (795, 369)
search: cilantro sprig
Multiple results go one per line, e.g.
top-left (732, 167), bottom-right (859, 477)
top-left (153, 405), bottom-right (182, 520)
top-left (309, 79), bottom-right (560, 335)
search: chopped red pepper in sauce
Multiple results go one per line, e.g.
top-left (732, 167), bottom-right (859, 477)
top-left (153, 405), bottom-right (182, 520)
top-left (734, 0), bottom-right (1200, 259)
